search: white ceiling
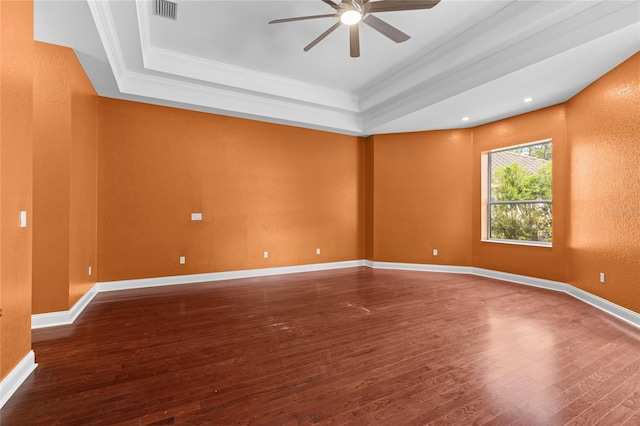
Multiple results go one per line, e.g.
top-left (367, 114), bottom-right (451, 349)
top-left (35, 0), bottom-right (640, 136)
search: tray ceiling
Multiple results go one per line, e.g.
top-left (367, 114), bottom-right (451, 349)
top-left (35, 0), bottom-right (640, 136)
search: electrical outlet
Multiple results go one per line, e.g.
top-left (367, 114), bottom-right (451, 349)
top-left (600, 272), bottom-right (605, 283)
top-left (180, 256), bottom-right (186, 264)
top-left (433, 249), bottom-right (438, 256)
top-left (316, 248), bottom-right (321, 255)
top-left (263, 251), bottom-right (268, 259)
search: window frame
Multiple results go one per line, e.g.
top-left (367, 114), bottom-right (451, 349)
top-left (482, 138), bottom-right (553, 247)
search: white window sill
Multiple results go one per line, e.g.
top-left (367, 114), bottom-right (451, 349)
top-left (481, 239), bottom-right (552, 248)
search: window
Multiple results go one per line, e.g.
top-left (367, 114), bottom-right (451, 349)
top-left (483, 140), bottom-right (552, 245)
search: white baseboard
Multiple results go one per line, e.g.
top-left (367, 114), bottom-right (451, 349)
top-left (30, 259), bottom-right (640, 331)
top-left (567, 286), bottom-right (640, 329)
top-left (471, 266), bottom-right (639, 328)
top-left (97, 260), bottom-right (367, 292)
top-left (0, 350), bottom-right (37, 409)
top-left (372, 261), bottom-right (473, 275)
top-left (366, 261), bottom-right (640, 329)
top-left (32, 284), bottom-right (99, 329)
top-left (471, 267), bottom-right (570, 293)
top-left (14, 259), bottom-right (638, 411)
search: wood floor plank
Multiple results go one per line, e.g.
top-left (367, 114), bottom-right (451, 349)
top-left (568, 371), bottom-right (640, 425)
top-left (545, 354), bottom-right (640, 423)
top-left (623, 407), bottom-right (640, 425)
top-left (1, 267), bottom-right (639, 425)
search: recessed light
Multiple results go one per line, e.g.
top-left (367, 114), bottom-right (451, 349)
top-left (524, 97), bottom-right (533, 103)
top-left (462, 117), bottom-right (470, 122)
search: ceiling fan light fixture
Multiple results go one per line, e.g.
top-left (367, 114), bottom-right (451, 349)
top-left (269, 0), bottom-right (442, 56)
top-left (340, 10), bottom-right (362, 25)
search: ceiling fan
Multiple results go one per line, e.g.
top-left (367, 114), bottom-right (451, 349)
top-left (269, 0), bottom-right (441, 58)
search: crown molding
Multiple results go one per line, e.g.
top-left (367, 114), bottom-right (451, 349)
top-left (86, 0), bottom-right (639, 136)
top-left (86, 0), bottom-right (126, 87)
top-left (360, 0), bottom-right (640, 130)
top-left (141, 45), bottom-right (360, 112)
top-left (135, 1), bottom-right (358, 113)
top-left (356, 0), bottom-right (533, 104)
top-left (86, 0), bottom-right (362, 135)
top-left (116, 69), bottom-right (362, 133)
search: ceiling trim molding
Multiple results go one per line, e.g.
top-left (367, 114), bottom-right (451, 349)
top-left (88, 0), bottom-right (362, 134)
top-left (360, 0), bottom-right (640, 130)
top-left (141, 46), bottom-right (361, 112)
top-left (82, 0), bottom-right (639, 136)
top-left (135, 0), bottom-right (359, 113)
top-left (356, 0), bottom-right (532, 103)
top-left (117, 69), bottom-right (363, 133)
top-left (86, 0), bottom-right (127, 86)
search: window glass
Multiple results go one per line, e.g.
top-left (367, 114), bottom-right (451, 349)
top-left (488, 140), bottom-right (552, 245)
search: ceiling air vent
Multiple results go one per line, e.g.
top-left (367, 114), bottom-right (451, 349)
top-left (153, 0), bottom-right (177, 20)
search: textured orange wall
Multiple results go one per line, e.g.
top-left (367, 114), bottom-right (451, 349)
top-left (68, 46), bottom-right (98, 308)
top-left (371, 130), bottom-right (473, 265)
top-left (98, 99), bottom-right (364, 282)
top-left (0, 0), bottom-right (33, 380)
top-left (33, 42), bottom-right (71, 313)
top-left (32, 42), bottom-right (98, 314)
top-left (472, 106), bottom-right (569, 282)
top-left (364, 136), bottom-right (374, 259)
top-left (567, 52), bottom-right (640, 313)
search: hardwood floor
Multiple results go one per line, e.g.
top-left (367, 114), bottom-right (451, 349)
top-left (2, 267), bottom-right (640, 425)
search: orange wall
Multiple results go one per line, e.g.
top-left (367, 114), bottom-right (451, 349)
top-left (369, 106), bottom-right (570, 283)
top-left (32, 42), bottom-right (98, 314)
top-left (370, 130), bottom-right (473, 266)
top-left (26, 46), bottom-right (640, 318)
top-left (98, 99), bottom-right (365, 282)
top-left (33, 42), bottom-right (71, 313)
top-left (1, 0), bottom-right (33, 380)
top-left (68, 46), bottom-right (98, 308)
top-left (567, 52), bottom-right (640, 313)
top-left (472, 105), bottom-right (570, 282)
top-left (364, 136), bottom-right (374, 259)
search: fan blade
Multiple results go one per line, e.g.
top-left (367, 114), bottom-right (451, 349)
top-left (269, 14), bottom-right (337, 24)
top-left (362, 14), bottom-right (410, 43)
top-left (304, 22), bottom-right (342, 52)
top-left (368, 0), bottom-right (440, 13)
top-left (350, 24), bottom-right (360, 57)
top-left (321, 0), bottom-right (341, 10)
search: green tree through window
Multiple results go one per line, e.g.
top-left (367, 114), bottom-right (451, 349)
top-left (489, 141), bottom-right (552, 243)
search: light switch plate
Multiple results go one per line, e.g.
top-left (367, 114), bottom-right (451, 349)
top-left (191, 213), bottom-right (202, 221)
top-left (20, 211), bottom-right (27, 228)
